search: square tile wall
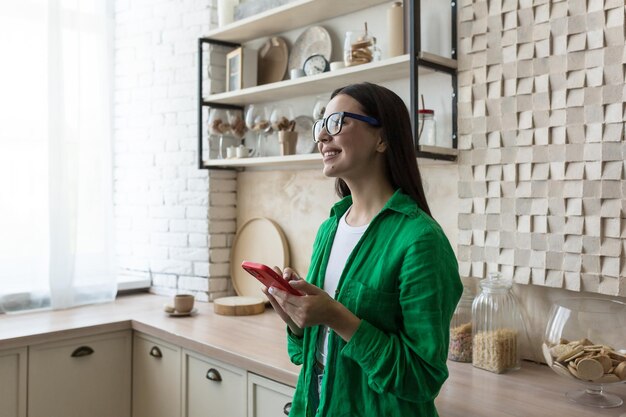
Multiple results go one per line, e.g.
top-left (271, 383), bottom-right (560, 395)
top-left (457, 0), bottom-right (626, 296)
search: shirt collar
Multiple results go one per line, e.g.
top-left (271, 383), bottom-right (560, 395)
top-left (329, 189), bottom-right (420, 220)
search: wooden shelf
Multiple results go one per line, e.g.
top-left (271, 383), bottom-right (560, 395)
top-left (205, 54), bottom-right (456, 106)
top-left (416, 145), bottom-right (458, 162)
top-left (202, 53), bottom-right (457, 107)
top-left (203, 0), bottom-right (391, 44)
top-left (418, 51), bottom-right (458, 72)
top-left (202, 153), bottom-right (321, 169)
top-left (201, 152), bottom-right (456, 170)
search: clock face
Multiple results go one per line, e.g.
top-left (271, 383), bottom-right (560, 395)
top-left (303, 54), bottom-right (329, 76)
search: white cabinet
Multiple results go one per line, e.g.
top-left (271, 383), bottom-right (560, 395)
top-left (0, 347), bottom-right (27, 417)
top-left (248, 373), bottom-right (295, 417)
top-left (183, 349), bottom-right (246, 417)
top-left (3, 328), bottom-right (295, 417)
top-left (132, 333), bottom-right (182, 417)
top-left (28, 330), bottom-right (132, 417)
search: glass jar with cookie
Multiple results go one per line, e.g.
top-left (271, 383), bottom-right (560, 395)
top-left (343, 25), bottom-right (375, 67)
top-left (542, 297), bottom-right (626, 408)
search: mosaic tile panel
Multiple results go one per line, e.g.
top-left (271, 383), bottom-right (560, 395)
top-left (457, 0), bottom-right (626, 296)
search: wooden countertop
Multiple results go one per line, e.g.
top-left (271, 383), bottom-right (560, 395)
top-left (439, 360), bottom-right (626, 417)
top-left (1, 293), bottom-right (625, 416)
top-left (0, 293), bottom-right (300, 386)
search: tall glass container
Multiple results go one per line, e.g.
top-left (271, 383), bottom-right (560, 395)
top-left (448, 284), bottom-right (474, 362)
top-left (417, 109), bottom-right (436, 146)
top-left (471, 272), bottom-right (524, 373)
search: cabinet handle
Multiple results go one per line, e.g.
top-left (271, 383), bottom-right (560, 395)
top-left (70, 346), bottom-right (94, 357)
top-left (149, 346), bottom-right (162, 358)
top-left (205, 368), bottom-right (222, 382)
top-left (283, 402), bottom-right (291, 415)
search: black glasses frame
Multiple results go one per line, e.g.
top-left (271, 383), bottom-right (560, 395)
top-left (312, 111), bottom-right (381, 143)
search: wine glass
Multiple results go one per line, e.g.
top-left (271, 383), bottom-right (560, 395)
top-left (270, 105), bottom-right (296, 156)
top-left (312, 95), bottom-right (328, 120)
top-left (208, 108), bottom-right (230, 159)
top-left (542, 297), bottom-right (626, 408)
top-left (270, 105), bottom-right (294, 132)
top-left (269, 105), bottom-right (295, 157)
top-left (227, 109), bottom-right (247, 143)
top-left (245, 105), bottom-right (270, 157)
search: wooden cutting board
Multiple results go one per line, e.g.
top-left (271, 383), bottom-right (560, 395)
top-left (213, 296), bottom-right (265, 316)
top-left (230, 217), bottom-right (289, 300)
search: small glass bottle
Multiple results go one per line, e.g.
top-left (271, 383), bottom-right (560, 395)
top-left (448, 284), bottom-right (474, 362)
top-left (471, 272), bottom-right (524, 374)
top-left (417, 109), bottom-right (436, 147)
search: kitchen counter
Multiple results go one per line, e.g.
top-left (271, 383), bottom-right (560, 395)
top-left (1, 293), bottom-right (625, 416)
top-left (0, 293), bottom-right (300, 386)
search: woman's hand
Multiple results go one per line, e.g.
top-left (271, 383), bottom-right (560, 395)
top-left (269, 275), bottom-right (335, 329)
top-left (267, 268), bottom-right (362, 342)
top-left (262, 266), bottom-right (304, 337)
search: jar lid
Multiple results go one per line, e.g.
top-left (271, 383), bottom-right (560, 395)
top-left (417, 109), bottom-right (434, 114)
top-left (479, 272), bottom-right (512, 291)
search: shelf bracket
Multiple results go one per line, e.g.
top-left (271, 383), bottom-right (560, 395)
top-left (198, 38), bottom-right (244, 170)
top-left (410, 0), bottom-right (458, 156)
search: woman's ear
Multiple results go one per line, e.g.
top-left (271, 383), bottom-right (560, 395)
top-left (376, 138), bottom-right (387, 153)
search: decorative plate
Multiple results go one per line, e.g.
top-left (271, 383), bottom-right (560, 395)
top-left (294, 115), bottom-right (317, 154)
top-left (287, 26), bottom-right (332, 73)
top-left (165, 308), bottom-right (198, 317)
top-left (257, 36), bottom-right (288, 85)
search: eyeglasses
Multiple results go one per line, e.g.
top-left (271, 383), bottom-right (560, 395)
top-left (312, 111), bottom-right (381, 143)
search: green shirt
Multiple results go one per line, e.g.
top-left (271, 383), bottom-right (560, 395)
top-left (287, 190), bottom-right (462, 417)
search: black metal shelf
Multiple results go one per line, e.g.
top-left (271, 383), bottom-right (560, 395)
top-left (409, 0), bottom-right (458, 155)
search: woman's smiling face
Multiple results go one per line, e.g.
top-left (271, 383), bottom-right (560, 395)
top-left (317, 94), bottom-right (384, 180)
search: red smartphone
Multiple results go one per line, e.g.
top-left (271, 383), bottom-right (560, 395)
top-left (241, 261), bottom-right (304, 296)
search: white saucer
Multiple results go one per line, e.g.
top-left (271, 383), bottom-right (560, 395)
top-left (166, 308), bottom-right (197, 317)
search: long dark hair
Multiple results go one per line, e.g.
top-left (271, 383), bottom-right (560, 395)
top-left (330, 82), bottom-right (432, 217)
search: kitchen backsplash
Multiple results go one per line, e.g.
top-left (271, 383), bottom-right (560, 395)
top-left (236, 164), bottom-right (459, 278)
top-left (456, 0), bottom-right (626, 297)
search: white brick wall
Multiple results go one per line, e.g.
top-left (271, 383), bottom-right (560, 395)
top-left (114, 0), bottom-right (236, 301)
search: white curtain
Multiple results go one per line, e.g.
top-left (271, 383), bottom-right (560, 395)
top-left (0, 0), bottom-right (117, 312)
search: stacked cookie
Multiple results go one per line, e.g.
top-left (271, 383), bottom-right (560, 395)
top-left (347, 37), bottom-right (373, 66)
top-left (542, 338), bottom-right (626, 383)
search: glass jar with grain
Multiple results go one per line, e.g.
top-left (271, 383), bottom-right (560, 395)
top-left (471, 272), bottom-right (524, 373)
top-left (448, 284), bottom-right (475, 362)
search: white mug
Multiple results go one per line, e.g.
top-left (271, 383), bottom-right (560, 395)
top-left (330, 61), bottom-right (345, 71)
top-left (226, 146), bottom-right (237, 159)
top-left (290, 68), bottom-right (305, 79)
top-left (236, 145), bottom-right (253, 158)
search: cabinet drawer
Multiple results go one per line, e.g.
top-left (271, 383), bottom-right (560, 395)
top-left (184, 349), bottom-right (246, 417)
top-left (0, 347), bottom-right (27, 417)
top-left (28, 330), bottom-right (132, 417)
top-left (248, 373), bottom-right (295, 417)
top-left (132, 333), bottom-right (182, 417)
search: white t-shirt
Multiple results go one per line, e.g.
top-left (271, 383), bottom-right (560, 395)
top-left (316, 207), bottom-right (369, 366)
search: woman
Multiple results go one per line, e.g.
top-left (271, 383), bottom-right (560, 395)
top-left (264, 82), bottom-right (462, 416)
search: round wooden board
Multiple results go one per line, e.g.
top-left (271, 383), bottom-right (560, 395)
top-left (214, 296), bottom-right (266, 316)
top-left (230, 217), bottom-right (289, 299)
top-left (258, 36), bottom-right (288, 85)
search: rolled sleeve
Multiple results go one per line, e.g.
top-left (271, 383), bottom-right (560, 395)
top-left (287, 326), bottom-right (304, 365)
